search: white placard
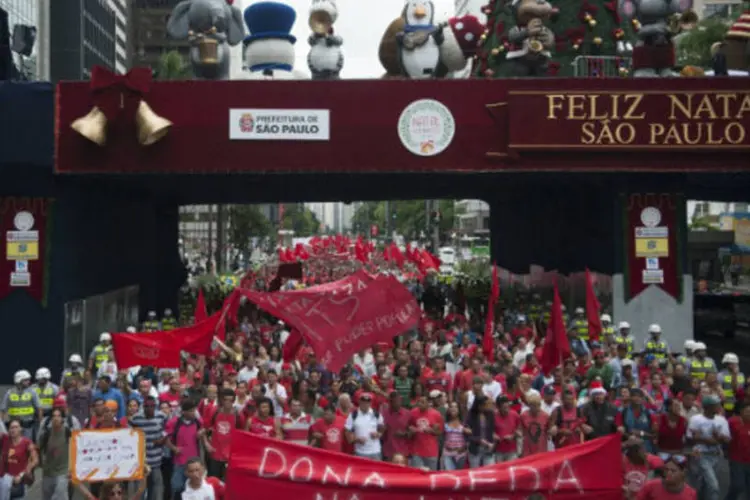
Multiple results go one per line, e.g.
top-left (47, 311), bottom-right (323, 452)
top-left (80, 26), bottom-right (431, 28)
top-left (635, 227), bottom-right (668, 239)
top-left (645, 258), bottom-right (659, 270)
top-left (71, 428), bottom-right (145, 483)
top-left (229, 109), bottom-right (330, 141)
top-left (10, 272), bottom-right (30, 287)
top-left (642, 269), bottom-right (664, 284)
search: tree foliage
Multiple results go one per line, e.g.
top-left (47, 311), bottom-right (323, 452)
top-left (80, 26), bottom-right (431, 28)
top-left (228, 205), bottom-right (272, 252)
top-left (155, 50), bottom-right (192, 80)
top-left (675, 18), bottom-right (730, 68)
top-left (351, 200), bottom-right (458, 240)
top-left (281, 204), bottom-right (322, 236)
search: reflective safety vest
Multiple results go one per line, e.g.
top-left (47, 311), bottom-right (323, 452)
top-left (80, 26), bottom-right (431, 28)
top-left (161, 317), bottom-right (177, 331)
top-left (574, 319), bottom-right (589, 341)
top-left (602, 326), bottom-right (615, 338)
top-left (143, 320), bottom-right (160, 332)
top-left (542, 311), bottom-right (551, 324)
top-left (690, 359), bottom-right (716, 380)
top-left (7, 389), bottom-right (36, 419)
top-left (614, 335), bottom-right (635, 357)
top-left (528, 304), bottom-right (542, 321)
top-left (645, 340), bottom-right (668, 359)
top-left (32, 384), bottom-right (57, 410)
top-left (722, 372), bottom-right (745, 412)
top-left (92, 344), bottom-right (112, 369)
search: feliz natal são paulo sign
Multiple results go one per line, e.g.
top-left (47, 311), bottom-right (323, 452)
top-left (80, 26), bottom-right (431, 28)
top-left (508, 91), bottom-right (750, 150)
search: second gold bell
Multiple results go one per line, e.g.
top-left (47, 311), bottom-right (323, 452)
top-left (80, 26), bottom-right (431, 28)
top-left (70, 101), bottom-right (173, 147)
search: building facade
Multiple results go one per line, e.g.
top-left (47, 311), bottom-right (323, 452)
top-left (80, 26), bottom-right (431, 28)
top-left (0, 0), bottom-right (38, 79)
top-left (131, 0), bottom-right (190, 72)
top-left (49, 0), bottom-right (128, 82)
top-left (455, 199), bottom-right (490, 235)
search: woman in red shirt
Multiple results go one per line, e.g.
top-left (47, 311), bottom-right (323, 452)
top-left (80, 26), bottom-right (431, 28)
top-left (1, 419), bottom-right (39, 498)
top-left (637, 455), bottom-right (696, 500)
top-left (656, 399), bottom-right (687, 454)
top-left (246, 397), bottom-right (282, 439)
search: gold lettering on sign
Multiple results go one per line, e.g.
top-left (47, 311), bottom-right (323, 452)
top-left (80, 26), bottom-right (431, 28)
top-left (540, 92), bottom-right (749, 148)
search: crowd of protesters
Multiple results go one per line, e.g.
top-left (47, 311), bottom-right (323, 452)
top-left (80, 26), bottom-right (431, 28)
top-left (0, 273), bottom-right (747, 500)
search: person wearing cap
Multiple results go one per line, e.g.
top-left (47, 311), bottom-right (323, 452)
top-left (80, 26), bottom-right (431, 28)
top-left (686, 394), bottom-right (730, 499)
top-left (89, 332), bottom-right (113, 372)
top-left (97, 349), bottom-right (119, 381)
top-left (92, 374), bottom-right (126, 420)
top-left (687, 342), bottom-right (716, 381)
top-left (1, 370), bottom-right (41, 438)
top-left (32, 367), bottom-right (59, 418)
top-left (143, 310), bottom-right (161, 332)
top-left (344, 392), bottom-right (385, 460)
top-left (719, 352), bottom-right (745, 414)
top-left (162, 308), bottom-right (177, 331)
top-left (643, 324), bottom-right (669, 361)
top-left (408, 394), bottom-right (443, 470)
top-left (568, 307), bottom-right (589, 343)
top-left (580, 381), bottom-right (617, 440)
top-left (678, 340), bottom-right (696, 366)
top-left (614, 322), bottom-right (635, 359)
top-left (639, 453), bottom-right (695, 500)
top-left (600, 314), bottom-right (615, 343)
top-left (61, 353), bottom-right (86, 386)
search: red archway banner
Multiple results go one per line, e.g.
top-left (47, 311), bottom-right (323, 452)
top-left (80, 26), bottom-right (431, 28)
top-left (226, 431), bottom-right (623, 500)
top-left (0, 198), bottom-right (53, 306)
top-left (624, 193), bottom-right (682, 302)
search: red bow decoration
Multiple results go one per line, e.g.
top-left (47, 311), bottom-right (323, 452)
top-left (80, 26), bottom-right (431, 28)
top-left (604, 1), bottom-right (621, 23)
top-left (90, 65), bottom-right (153, 121)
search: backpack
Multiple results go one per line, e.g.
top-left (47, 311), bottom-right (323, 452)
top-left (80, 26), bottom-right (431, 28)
top-left (39, 416), bottom-right (73, 453)
top-left (555, 406), bottom-right (582, 427)
top-left (172, 418), bottom-right (201, 444)
top-left (350, 409), bottom-right (379, 423)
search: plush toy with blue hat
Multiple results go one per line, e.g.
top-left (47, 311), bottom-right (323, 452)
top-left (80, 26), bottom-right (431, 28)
top-left (242, 1), bottom-right (308, 80)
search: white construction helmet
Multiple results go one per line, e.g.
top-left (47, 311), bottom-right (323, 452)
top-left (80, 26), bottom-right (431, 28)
top-left (693, 342), bottom-right (707, 351)
top-left (69, 354), bottom-right (83, 364)
top-left (575, 307), bottom-right (585, 314)
top-left (618, 321), bottom-right (630, 330)
top-left (723, 353), bottom-right (739, 364)
top-left (100, 332), bottom-right (112, 342)
top-left (35, 367), bottom-right (51, 380)
top-left (684, 340), bottom-right (696, 351)
top-left (148, 311), bottom-right (157, 318)
top-left (648, 324), bottom-right (662, 334)
top-left (601, 314), bottom-right (612, 323)
top-left (164, 308), bottom-right (173, 316)
top-left (14, 370), bottom-right (31, 384)
top-left (126, 326), bottom-right (137, 333)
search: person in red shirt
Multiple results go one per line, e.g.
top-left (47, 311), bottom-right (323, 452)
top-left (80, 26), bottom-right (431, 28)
top-left (622, 438), bottom-right (665, 496)
top-left (198, 384), bottom-right (219, 422)
top-left (381, 391), bottom-right (412, 460)
top-left (510, 317), bottom-right (534, 341)
top-left (159, 376), bottom-right (183, 414)
top-left (494, 395), bottom-right (521, 461)
top-left (310, 404), bottom-right (346, 452)
top-left (203, 388), bottom-right (245, 480)
top-left (637, 455), bottom-right (696, 500)
top-left (422, 358), bottom-right (453, 400)
top-left (726, 404), bottom-right (750, 500)
top-left (656, 399), bottom-right (687, 454)
top-left (408, 395), bottom-right (443, 471)
top-left (1, 419), bottom-right (39, 497)
top-left (520, 394), bottom-right (549, 457)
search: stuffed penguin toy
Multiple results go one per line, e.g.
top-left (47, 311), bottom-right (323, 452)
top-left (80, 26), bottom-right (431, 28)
top-left (396, 0), bottom-right (445, 79)
top-left (307, 0), bottom-right (344, 79)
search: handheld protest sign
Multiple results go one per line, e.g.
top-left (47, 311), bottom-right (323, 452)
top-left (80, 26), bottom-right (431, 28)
top-left (69, 428), bottom-right (146, 483)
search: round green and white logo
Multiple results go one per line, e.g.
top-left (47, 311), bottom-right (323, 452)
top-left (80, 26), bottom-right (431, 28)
top-left (397, 99), bottom-right (455, 157)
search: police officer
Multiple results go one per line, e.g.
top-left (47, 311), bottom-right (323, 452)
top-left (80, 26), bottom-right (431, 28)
top-left (32, 367), bottom-right (59, 417)
top-left (600, 314), bottom-right (615, 343)
top-left (719, 352), bottom-right (745, 414)
top-left (542, 301), bottom-right (552, 328)
top-left (528, 294), bottom-right (543, 325)
top-left (89, 332), bottom-right (113, 373)
top-left (688, 341), bottom-right (716, 381)
top-left (162, 308), bottom-right (177, 331)
top-left (643, 324), bottom-right (669, 360)
top-left (614, 322), bottom-right (635, 358)
top-left (143, 310), bottom-right (161, 332)
top-left (677, 340), bottom-right (696, 366)
top-left (0, 370), bottom-right (41, 439)
top-left (569, 307), bottom-right (589, 342)
top-left (61, 353), bottom-right (86, 386)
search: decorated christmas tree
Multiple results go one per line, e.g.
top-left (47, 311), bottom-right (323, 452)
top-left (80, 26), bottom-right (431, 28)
top-left (475, 0), bottom-right (639, 77)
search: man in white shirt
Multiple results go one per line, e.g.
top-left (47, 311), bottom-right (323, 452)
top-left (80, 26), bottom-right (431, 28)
top-left (512, 338), bottom-right (534, 368)
top-left (465, 373), bottom-right (504, 413)
top-left (238, 355), bottom-right (259, 384)
top-left (181, 458), bottom-right (215, 500)
top-left (264, 370), bottom-right (288, 417)
top-left (687, 395), bottom-right (730, 500)
top-left (345, 393), bottom-right (384, 460)
top-left (353, 350), bottom-right (376, 379)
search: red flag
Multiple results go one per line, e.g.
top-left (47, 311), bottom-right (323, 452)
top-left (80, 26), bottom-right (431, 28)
top-left (483, 263), bottom-right (499, 361)
top-left (195, 288), bottom-right (207, 324)
top-left (167, 312), bottom-right (222, 355)
top-left (585, 268), bottom-right (602, 342)
top-left (111, 333), bottom-right (182, 369)
top-left (540, 281), bottom-right (571, 375)
top-left (389, 242), bottom-right (405, 268)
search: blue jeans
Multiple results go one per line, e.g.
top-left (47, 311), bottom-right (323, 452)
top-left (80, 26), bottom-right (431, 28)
top-left (468, 452), bottom-right (496, 468)
top-left (691, 454), bottom-right (720, 500)
top-left (355, 452), bottom-right (382, 461)
top-left (170, 464), bottom-right (187, 500)
top-left (143, 467), bottom-right (164, 500)
top-left (442, 455), bottom-right (466, 470)
top-left (726, 461), bottom-right (750, 500)
top-left (410, 456), bottom-right (438, 471)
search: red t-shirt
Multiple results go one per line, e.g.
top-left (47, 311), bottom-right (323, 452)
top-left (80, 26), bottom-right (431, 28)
top-left (210, 411), bottom-right (245, 462)
top-left (495, 410), bottom-right (521, 453)
top-left (310, 417), bottom-right (346, 452)
top-left (656, 414), bottom-right (687, 452)
top-left (1, 436), bottom-right (32, 476)
top-left (623, 455), bottom-right (665, 494)
top-left (520, 410), bottom-right (548, 456)
top-left (422, 370), bottom-right (453, 394)
top-left (248, 416), bottom-right (275, 438)
top-left (159, 391), bottom-right (182, 413)
top-left (409, 408), bottom-right (443, 458)
top-left (637, 479), bottom-right (697, 500)
top-left (511, 327), bottom-right (534, 341)
top-left (728, 416), bottom-right (750, 463)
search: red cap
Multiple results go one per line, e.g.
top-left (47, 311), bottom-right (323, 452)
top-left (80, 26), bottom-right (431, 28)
top-left (224, 366), bottom-right (237, 375)
top-left (359, 392), bottom-right (374, 402)
top-left (318, 396), bottom-right (329, 408)
top-left (590, 380), bottom-right (604, 390)
top-left (448, 15), bottom-right (485, 55)
top-left (53, 395), bottom-right (67, 408)
top-left (282, 362), bottom-right (292, 371)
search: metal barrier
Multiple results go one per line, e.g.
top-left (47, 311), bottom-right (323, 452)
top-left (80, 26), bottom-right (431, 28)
top-left (571, 55), bottom-right (633, 77)
top-left (63, 285), bottom-right (139, 366)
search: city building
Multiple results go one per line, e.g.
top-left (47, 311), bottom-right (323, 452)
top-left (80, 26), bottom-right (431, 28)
top-left (689, 201), bottom-right (749, 225)
top-left (0, 0), bottom-right (38, 79)
top-left (455, 199), bottom-right (490, 235)
top-left (307, 202), bottom-right (359, 233)
top-left (131, 0), bottom-right (190, 72)
top-left (49, 0), bottom-right (129, 82)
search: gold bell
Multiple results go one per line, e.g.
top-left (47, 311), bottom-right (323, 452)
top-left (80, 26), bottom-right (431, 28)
top-left (135, 101), bottom-right (172, 146)
top-left (70, 106), bottom-right (108, 146)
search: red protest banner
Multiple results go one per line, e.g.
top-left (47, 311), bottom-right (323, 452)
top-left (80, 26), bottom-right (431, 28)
top-left (226, 431), bottom-right (622, 500)
top-left (237, 271), bottom-right (419, 372)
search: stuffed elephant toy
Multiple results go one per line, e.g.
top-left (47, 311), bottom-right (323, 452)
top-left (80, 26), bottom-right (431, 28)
top-left (167, 0), bottom-right (245, 80)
